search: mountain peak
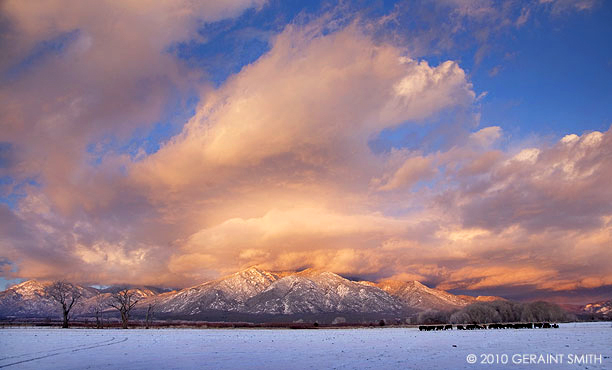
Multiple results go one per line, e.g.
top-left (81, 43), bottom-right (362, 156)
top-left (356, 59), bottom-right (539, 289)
top-left (12, 279), bottom-right (42, 287)
top-left (377, 279), bottom-right (427, 292)
top-left (236, 266), bottom-right (267, 275)
top-left (246, 269), bottom-right (404, 315)
top-left (295, 268), bottom-right (339, 278)
top-left (376, 279), bottom-right (472, 310)
top-left (231, 266), bottom-right (278, 282)
top-left (215, 267), bottom-right (278, 301)
top-left (9, 280), bottom-right (49, 295)
top-left (294, 267), bottom-right (320, 275)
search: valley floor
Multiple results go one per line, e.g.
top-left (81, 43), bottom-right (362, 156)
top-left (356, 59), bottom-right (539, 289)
top-left (0, 322), bottom-right (610, 369)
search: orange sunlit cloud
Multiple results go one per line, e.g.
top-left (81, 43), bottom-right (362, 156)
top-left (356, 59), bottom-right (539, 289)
top-left (1, 0), bottom-right (611, 303)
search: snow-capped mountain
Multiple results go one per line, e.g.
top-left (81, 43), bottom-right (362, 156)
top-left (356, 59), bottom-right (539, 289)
top-left (0, 280), bottom-right (57, 317)
top-left (0, 267), bottom-right (505, 320)
top-left (0, 280), bottom-right (98, 317)
top-left (375, 280), bottom-right (472, 311)
top-left (244, 269), bottom-right (404, 314)
top-left (155, 267), bottom-right (278, 314)
top-left (581, 299), bottom-right (611, 317)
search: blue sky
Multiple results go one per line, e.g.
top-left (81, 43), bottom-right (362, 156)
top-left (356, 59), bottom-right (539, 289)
top-left (130, 0), bottom-right (612, 161)
top-left (4, 0), bottom-right (610, 170)
top-left (471, 5), bottom-right (612, 140)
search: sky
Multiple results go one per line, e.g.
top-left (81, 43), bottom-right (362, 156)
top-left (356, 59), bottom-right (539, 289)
top-left (0, 0), bottom-right (611, 304)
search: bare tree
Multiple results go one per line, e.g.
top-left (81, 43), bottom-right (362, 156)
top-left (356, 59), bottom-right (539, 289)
top-left (109, 289), bottom-right (139, 329)
top-left (45, 281), bottom-right (83, 328)
top-left (145, 302), bottom-right (156, 329)
top-left (92, 293), bottom-right (108, 329)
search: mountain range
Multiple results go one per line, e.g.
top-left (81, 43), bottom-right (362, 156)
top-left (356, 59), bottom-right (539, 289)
top-left (1, 266), bottom-right (600, 323)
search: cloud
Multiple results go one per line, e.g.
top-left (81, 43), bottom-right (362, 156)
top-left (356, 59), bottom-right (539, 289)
top-left (132, 23), bottom-right (474, 197)
top-left (0, 0), bottom-right (267, 213)
top-left (469, 126), bottom-right (501, 147)
top-left (515, 6), bottom-right (531, 27)
top-left (168, 208), bottom-right (410, 280)
top-left (540, 0), bottom-right (598, 14)
top-left (1, 5), bottom-right (611, 303)
top-left (458, 129), bottom-right (612, 232)
top-left (377, 155), bottom-right (436, 191)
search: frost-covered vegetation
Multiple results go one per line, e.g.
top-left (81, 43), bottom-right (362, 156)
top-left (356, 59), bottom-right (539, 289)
top-left (417, 300), bottom-right (573, 324)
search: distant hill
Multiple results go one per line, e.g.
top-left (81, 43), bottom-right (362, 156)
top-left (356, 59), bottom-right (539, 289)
top-left (581, 299), bottom-right (612, 318)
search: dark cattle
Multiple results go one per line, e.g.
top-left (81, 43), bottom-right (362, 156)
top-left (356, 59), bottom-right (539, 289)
top-left (514, 323), bottom-right (533, 329)
top-left (419, 326), bottom-right (437, 331)
top-left (451, 322), bottom-right (560, 331)
top-left (434, 322), bottom-right (559, 331)
top-left (466, 324), bottom-right (484, 330)
top-left (420, 325), bottom-right (453, 331)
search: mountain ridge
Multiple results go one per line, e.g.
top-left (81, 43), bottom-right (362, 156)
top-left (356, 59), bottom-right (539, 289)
top-left (0, 266), bottom-right (511, 322)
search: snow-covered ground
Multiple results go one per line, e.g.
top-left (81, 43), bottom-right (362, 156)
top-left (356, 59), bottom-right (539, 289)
top-left (0, 322), bottom-right (610, 369)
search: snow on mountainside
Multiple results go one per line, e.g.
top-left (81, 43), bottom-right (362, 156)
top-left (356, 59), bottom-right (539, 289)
top-left (0, 267), bottom-right (506, 319)
top-left (5, 280), bottom-right (49, 299)
top-left (245, 269), bottom-right (404, 314)
top-left (0, 280), bottom-right (98, 318)
top-left (458, 295), bottom-right (506, 303)
top-left (582, 299), bottom-right (612, 317)
top-left (99, 286), bottom-right (167, 296)
top-left (376, 280), bottom-right (473, 311)
top-left (0, 280), bottom-right (56, 317)
top-left (156, 267), bottom-right (279, 315)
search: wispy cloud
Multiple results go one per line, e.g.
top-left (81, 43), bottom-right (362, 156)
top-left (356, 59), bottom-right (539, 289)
top-left (0, 1), bottom-right (609, 303)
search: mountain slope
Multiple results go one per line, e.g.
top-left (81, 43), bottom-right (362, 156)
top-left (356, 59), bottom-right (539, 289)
top-left (376, 280), bottom-right (473, 311)
top-left (581, 299), bottom-right (611, 317)
top-left (156, 267), bottom-right (279, 315)
top-left (457, 295), bottom-right (506, 303)
top-left (0, 267), bottom-right (508, 320)
top-left (244, 270), bottom-right (403, 315)
top-left (0, 280), bottom-right (98, 318)
top-left (0, 280), bottom-right (56, 317)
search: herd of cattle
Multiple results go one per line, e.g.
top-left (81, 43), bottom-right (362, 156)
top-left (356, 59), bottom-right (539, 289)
top-left (418, 322), bottom-right (560, 331)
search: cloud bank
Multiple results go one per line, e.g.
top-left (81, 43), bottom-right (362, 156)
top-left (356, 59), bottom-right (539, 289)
top-left (0, 1), bottom-right (610, 303)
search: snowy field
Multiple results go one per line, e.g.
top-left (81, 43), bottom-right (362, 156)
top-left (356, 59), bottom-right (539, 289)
top-left (0, 322), bottom-right (610, 369)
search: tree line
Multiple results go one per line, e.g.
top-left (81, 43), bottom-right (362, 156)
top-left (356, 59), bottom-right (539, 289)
top-left (45, 281), bottom-right (156, 329)
top-left (417, 300), bottom-right (573, 325)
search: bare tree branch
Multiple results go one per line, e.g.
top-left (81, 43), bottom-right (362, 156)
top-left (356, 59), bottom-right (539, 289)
top-left (45, 281), bottom-right (83, 328)
top-left (109, 289), bottom-right (140, 329)
top-left (145, 301), bottom-right (156, 329)
top-left (92, 293), bottom-right (108, 329)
